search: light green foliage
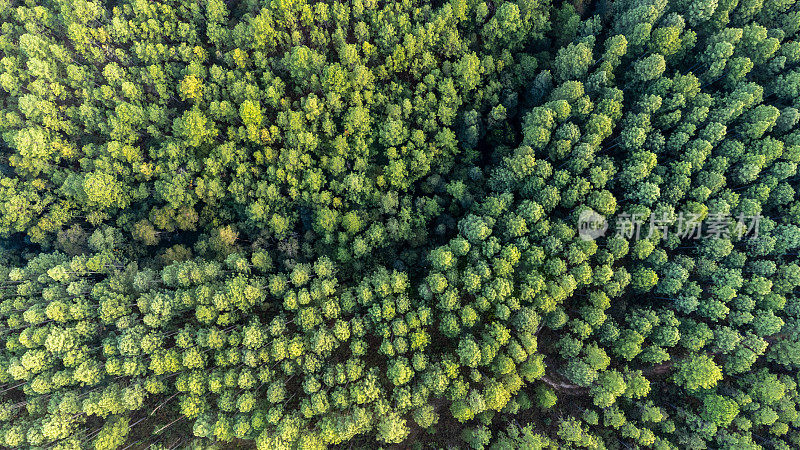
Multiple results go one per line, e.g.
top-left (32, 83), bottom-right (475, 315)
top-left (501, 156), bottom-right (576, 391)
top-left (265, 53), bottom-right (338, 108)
top-left (701, 394), bottom-right (740, 426)
top-left (674, 355), bottom-right (723, 391)
top-left (376, 412), bottom-right (409, 444)
top-left (1, 0), bottom-right (799, 449)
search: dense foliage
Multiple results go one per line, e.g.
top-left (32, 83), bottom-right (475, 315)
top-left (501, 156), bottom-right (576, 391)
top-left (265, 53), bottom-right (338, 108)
top-left (1, 0), bottom-right (800, 448)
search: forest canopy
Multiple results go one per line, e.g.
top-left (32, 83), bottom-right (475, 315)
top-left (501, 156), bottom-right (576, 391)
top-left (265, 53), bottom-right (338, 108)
top-left (2, 0), bottom-right (800, 448)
